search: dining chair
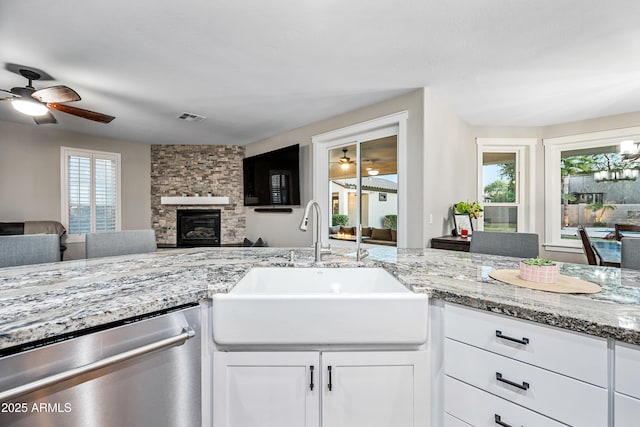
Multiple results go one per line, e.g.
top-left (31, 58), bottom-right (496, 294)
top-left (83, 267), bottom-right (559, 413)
top-left (614, 223), bottom-right (640, 241)
top-left (621, 237), bottom-right (640, 270)
top-left (0, 234), bottom-right (61, 268)
top-left (85, 229), bottom-right (157, 259)
top-left (577, 225), bottom-right (598, 265)
top-left (469, 231), bottom-right (539, 258)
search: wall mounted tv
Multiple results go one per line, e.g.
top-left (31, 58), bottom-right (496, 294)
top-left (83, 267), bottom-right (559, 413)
top-left (243, 144), bottom-right (300, 206)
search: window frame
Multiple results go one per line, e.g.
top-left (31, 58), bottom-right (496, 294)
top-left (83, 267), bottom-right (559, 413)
top-left (543, 126), bottom-right (640, 252)
top-left (476, 138), bottom-right (536, 233)
top-left (61, 146), bottom-right (122, 243)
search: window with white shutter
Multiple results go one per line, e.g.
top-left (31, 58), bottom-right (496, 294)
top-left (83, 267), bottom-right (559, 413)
top-left (61, 147), bottom-right (121, 240)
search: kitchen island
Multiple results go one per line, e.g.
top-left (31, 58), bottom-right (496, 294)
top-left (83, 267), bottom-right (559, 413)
top-left (1, 246), bottom-right (639, 352)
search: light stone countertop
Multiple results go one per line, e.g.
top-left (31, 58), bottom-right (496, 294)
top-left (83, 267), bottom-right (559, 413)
top-left (0, 246), bottom-right (639, 353)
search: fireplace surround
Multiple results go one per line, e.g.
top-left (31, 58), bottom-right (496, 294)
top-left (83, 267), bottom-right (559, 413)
top-left (177, 209), bottom-right (221, 247)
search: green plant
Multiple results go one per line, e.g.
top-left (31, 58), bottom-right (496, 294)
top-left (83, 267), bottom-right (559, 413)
top-left (454, 201), bottom-right (483, 219)
top-left (332, 214), bottom-right (349, 226)
top-left (521, 256), bottom-right (556, 266)
top-left (383, 214), bottom-right (397, 229)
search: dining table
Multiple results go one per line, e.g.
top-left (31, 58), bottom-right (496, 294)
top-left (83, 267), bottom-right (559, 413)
top-left (592, 240), bottom-right (622, 267)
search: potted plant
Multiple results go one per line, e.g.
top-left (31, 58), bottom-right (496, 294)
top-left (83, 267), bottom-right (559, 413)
top-left (454, 201), bottom-right (483, 219)
top-left (519, 257), bottom-right (560, 284)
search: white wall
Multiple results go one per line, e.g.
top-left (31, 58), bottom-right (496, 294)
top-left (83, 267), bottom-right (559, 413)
top-left (422, 89), bottom-right (475, 243)
top-left (0, 121), bottom-right (151, 259)
top-left (245, 89), bottom-right (425, 247)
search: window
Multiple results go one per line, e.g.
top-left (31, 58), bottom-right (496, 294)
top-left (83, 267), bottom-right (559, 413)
top-left (476, 138), bottom-right (536, 233)
top-left (61, 147), bottom-right (121, 240)
top-left (544, 127), bottom-right (640, 251)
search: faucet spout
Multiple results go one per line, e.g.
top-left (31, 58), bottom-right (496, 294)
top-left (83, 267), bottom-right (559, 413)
top-left (299, 200), bottom-right (331, 261)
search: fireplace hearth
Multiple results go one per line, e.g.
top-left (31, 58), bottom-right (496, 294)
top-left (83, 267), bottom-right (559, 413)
top-left (177, 209), bottom-right (221, 247)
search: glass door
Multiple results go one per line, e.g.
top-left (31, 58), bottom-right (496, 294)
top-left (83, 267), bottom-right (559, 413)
top-left (328, 137), bottom-right (398, 248)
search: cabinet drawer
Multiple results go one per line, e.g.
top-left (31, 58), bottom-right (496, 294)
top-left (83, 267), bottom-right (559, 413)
top-left (445, 376), bottom-right (565, 427)
top-left (444, 303), bottom-right (607, 387)
top-left (445, 338), bottom-right (607, 427)
top-left (444, 413), bottom-right (472, 427)
top-left (616, 342), bottom-right (640, 398)
top-left (615, 392), bottom-right (640, 427)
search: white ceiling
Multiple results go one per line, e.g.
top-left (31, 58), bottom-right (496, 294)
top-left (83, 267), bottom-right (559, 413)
top-left (1, 1), bottom-right (639, 146)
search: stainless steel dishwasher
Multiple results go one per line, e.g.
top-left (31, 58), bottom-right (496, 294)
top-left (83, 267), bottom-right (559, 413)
top-left (0, 303), bottom-right (202, 427)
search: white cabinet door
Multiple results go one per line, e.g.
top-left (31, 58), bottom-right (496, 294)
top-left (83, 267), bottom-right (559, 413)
top-left (322, 351), bottom-right (428, 427)
top-left (213, 352), bottom-right (320, 427)
top-left (615, 392), bottom-right (640, 427)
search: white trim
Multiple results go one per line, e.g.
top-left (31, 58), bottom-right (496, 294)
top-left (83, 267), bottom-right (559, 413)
top-left (61, 146), bottom-right (122, 243)
top-left (476, 138), bottom-right (537, 233)
top-left (543, 126), bottom-right (640, 146)
top-left (312, 111), bottom-right (408, 247)
top-left (543, 127), bottom-right (640, 249)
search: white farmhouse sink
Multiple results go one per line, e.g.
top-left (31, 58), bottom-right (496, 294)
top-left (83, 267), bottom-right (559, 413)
top-left (211, 267), bottom-right (429, 348)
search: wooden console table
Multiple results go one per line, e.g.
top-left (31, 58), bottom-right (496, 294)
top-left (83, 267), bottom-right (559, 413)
top-left (430, 235), bottom-right (470, 252)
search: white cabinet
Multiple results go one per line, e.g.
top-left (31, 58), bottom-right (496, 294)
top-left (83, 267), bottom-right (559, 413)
top-left (213, 352), bottom-right (319, 427)
top-left (444, 303), bottom-right (608, 427)
top-left (615, 342), bottom-right (640, 426)
top-left (213, 350), bottom-right (428, 427)
top-left (322, 351), bottom-right (428, 427)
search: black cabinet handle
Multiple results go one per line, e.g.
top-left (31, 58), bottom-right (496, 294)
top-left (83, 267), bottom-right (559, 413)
top-left (494, 414), bottom-right (513, 427)
top-left (309, 365), bottom-right (314, 391)
top-left (496, 372), bottom-right (529, 390)
top-left (496, 330), bottom-right (529, 345)
top-left (328, 365), bottom-right (332, 391)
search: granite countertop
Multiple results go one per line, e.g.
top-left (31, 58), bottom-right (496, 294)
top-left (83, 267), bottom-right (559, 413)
top-left (1, 246), bottom-right (639, 352)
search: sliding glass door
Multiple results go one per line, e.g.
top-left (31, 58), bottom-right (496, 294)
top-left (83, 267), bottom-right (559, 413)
top-left (328, 137), bottom-right (398, 248)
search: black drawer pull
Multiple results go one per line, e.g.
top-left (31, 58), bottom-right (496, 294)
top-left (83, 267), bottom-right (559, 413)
top-left (494, 414), bottom-right (513, 427)
top-left (496, 330), bottom-right (529, 345)
top-left (328, 365), bottom-right (332, 391)
top-left (496, 372), bottom-right (529, 390)
top-left (309, 365), bottom-right (314, 391)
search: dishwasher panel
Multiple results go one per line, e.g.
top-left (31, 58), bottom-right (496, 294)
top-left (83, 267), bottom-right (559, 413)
top-left (0, 304), bottom-right (202, 427)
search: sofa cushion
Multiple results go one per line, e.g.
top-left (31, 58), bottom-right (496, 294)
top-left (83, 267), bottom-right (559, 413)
top-left (329, 225), bottom-right (341, 234)
top-left (391, 229), bottom-right (397, 242)
top-left (371, 227), bottom-right (392, 241)
top-left (362, 227), bottom-right (372, 237)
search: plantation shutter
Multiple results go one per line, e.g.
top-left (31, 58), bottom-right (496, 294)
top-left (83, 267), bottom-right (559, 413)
top-left (63, 148), bottom-right (120, 236)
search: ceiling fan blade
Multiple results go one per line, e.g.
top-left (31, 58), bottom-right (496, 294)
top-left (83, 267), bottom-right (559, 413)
top-left (47, 103), bottom-right (115, 123)
top-left (32, 85), bottom-right (81, 103)
top-left (33, 112), bottom-right (57, 125)
top-left (1, 88), bottom-right (18, 100)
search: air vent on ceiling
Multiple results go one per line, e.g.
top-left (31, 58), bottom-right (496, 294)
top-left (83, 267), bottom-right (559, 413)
top-left (177, 112), bottom-right (207, 122)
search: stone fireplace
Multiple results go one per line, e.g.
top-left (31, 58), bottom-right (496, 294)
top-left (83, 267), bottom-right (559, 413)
top-left (177, 209), bottom-right (221, 247)
top-left (151, 145), bottom-right (245, 246)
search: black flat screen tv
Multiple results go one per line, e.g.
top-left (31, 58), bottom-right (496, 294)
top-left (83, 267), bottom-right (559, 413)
top-left (243, 144), bottom-right (300, 206)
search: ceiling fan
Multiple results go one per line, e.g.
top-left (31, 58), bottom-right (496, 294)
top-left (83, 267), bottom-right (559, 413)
top-left (0, 69), bottom-right (115, 124)
top-left (335, 148), bottom-right (355, 169)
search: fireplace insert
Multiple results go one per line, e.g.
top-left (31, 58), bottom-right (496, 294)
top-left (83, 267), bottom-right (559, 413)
top-left (177, 209), bottom-right (221, 247)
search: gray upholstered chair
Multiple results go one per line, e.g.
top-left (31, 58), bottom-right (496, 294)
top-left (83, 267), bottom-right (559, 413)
top-left (85, 229), bottom-right (157, 259)
top-left (621, 237), bottom-right (640, 270)
top-left (0, 234), bottom-right (61, 268)
top-left (469, 230), bottom-right (539, 259)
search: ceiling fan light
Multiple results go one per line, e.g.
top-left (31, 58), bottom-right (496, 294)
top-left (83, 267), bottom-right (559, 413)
top-left (12, 99), bottom-right (48, 116)
top-left (340, 163), bottom-right (350, 171)
top-left (367, 169), bottom-right (379, 176)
